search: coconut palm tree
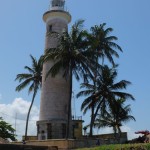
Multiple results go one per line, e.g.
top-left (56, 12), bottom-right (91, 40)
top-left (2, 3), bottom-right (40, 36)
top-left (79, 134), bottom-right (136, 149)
top-left (94, 98), bottom-right (135, 141)
top-left (15, 55), bottom-right (43, 140)
top-left (80, 23), bottom-right (123, 136)
top-left (88, 23), bottom-right (122, 66)
top-left (44, 20), bottom-right (96, 138)
top-left (77, 65), bottom-right (135, 136)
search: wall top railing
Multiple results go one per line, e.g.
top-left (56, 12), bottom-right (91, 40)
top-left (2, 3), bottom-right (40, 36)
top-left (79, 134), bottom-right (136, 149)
top-left (72, 116), bottom-right (82, 120)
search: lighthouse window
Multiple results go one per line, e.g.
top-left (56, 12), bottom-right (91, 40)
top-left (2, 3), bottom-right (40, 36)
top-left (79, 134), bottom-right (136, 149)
top-left (49, 25), bottom-right (53, 32)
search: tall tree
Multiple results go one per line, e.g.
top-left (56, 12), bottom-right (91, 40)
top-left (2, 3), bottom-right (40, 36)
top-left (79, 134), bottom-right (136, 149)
top-left (94, 99), bottom-right (135, 141)
top-left (88, 23), bottom-right (122, 66)
top-left (0, 117), bottom-right (16, 141)
top-left (77, 65), bottom-right (135, 136)
top-left (44, 20), bottom-right (95, 138)
top-left (83, 23), bottom-right (123, 136)
top-left (15, 55), bottom-right (43, 140)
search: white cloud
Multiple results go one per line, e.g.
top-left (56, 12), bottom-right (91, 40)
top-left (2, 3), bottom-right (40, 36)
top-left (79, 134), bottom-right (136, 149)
top-left (0, 98), bottom-right (39, 141)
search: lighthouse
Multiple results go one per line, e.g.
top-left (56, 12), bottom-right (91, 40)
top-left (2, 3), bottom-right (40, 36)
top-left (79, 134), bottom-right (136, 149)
top-left (37, 0), bottom-right (72, 139)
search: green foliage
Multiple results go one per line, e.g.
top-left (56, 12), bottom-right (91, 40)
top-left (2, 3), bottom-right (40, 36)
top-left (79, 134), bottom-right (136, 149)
top-left (15, 55), bottom-right (43, 94)
top-left (95, 98), bottom-right (135, 139)
top-left (76, 21), bottom-right (133, 136)
top-left (77, 65), bottom-right (135, 137)
top-left (88, 23), bottom-right (122, 66)
top-left (76, 143), bottom-right (150, 150)
top-left (40, 19), bottom-right (135, 139)
top-left (0, 117), bottom-right (16, 141)
top-left (15, 55), bottom-right (43, 140)
top-left (44, 19), bottom-right (94, 81)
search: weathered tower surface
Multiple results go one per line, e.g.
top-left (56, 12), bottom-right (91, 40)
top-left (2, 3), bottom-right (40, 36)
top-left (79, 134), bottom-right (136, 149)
top-left (37, 0), bottom-right (71, 140)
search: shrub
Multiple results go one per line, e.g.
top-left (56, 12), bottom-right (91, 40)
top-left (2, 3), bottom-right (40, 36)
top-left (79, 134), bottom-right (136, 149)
top-left (76, 143), bottom-right (150, 150)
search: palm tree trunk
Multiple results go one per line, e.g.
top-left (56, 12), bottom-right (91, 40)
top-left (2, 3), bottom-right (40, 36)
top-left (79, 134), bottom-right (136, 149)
top-left (89, 105), bottom-right (94, 137)
top-left (93, 102), bottom-right (101, 121)
top-left (113, 126), bottom-right (117, 140)
top-left (89, 101), bottom-right (101, 137)
top-left (66, 67), bottom-right (72, 139)
top-left (24, 90), bottom-right (36, 141)
top-left (117, 126), bottom-right (122, 143)
top-left (89, 56), bottom-right (98, 137)
top-left (89, 54), bottom-right (99, 137)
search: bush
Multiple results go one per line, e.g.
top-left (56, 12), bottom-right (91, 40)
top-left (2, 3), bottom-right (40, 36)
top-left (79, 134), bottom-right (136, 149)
top-left (76, 143), bottom-right (150, 150)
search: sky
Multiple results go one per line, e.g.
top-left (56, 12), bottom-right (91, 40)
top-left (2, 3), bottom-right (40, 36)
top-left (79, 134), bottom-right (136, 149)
top-left (0, 0), bottom-right (150, 140)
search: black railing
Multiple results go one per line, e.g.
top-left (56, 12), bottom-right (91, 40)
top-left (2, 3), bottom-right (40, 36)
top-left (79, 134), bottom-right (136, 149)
top-left (51, 0), bottom-right (65, 9)
top-left (72, 116), bottom-right (82, 120)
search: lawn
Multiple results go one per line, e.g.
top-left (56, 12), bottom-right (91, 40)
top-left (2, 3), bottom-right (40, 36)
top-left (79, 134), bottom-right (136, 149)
top-left (76, 143), bottom-right (150, 150)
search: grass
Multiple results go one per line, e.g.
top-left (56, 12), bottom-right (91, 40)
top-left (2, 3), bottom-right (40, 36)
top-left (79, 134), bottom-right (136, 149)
top-left (76, 143), bottom-right (150, 150)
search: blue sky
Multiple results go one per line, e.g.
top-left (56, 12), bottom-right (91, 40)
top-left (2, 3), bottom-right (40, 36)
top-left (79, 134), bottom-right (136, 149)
top-left (0, 0), bottom-right (150, 140)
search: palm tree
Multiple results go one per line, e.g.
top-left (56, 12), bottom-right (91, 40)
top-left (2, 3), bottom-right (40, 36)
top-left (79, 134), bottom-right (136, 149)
top-left (88, 23), bottom-right (122, 66)
top-left (44, 20), bottom-right (95, 138)
top-left (80, 23), bottom-right (123, 136)
top-left (94, 98), bottom-right (135, 141)
top-left (15, 55), bottom-right (43, 140)
top-left (77, 65), bottom-right (135, 136)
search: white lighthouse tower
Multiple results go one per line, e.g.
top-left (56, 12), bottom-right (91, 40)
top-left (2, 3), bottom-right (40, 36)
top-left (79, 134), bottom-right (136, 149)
top-left (37, 0), bottom-right (71, 139)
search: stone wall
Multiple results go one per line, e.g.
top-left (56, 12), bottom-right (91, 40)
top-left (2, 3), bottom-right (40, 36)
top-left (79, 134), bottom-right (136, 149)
top-left (0, 137), bottom-right (9, 144)
top-left (15, 139), bottom-right (97, 150)
top-left (0, 144), bottom-right (58, 150)
top-left (91, 132), bottom-right (128, 144)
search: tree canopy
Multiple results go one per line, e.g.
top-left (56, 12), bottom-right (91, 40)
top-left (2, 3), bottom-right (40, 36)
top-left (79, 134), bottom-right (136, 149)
top-left (0, 117), bottom-right (16, 141)
top-left (44, 20), bottom-right (135, 138)
top-left (15, 55), bottom-right (43, 140)
top-left (94, 98), bottom-right (135, 139)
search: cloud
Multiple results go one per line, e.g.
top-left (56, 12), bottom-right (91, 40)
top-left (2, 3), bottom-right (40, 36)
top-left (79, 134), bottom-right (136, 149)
top-left (0, 98), bottom-right (39, 141)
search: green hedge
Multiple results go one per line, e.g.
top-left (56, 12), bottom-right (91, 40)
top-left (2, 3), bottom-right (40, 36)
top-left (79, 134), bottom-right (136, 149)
top-left (76, 143), bottom-right (150, 150)
top-left (0, 144), bottom-right (49, 150)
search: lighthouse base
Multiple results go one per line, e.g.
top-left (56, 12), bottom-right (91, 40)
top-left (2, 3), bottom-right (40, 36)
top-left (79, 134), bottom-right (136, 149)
top-left (37, 120), bottom-right (72, 140)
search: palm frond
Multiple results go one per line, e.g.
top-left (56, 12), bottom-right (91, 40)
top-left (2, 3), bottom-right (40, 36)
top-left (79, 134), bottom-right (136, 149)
top-left (45, 60), bottom-right (64, 79)
top-left (24, 66), bottom-right (34, 74)
top-left (113, 92), bottom-right (135, 100)
top-left (72, 19), bottom-right (85, 31)
top-left (81, 96), bottom-right (93, 111)
top-left (76, 90), bottom-right (94, 98)
top-left (15, 74), bottom-right (32, 82)
top-left (111, 80), bottom-right (132, 90)
top-left (15, 78), bottom-right (33, 92)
